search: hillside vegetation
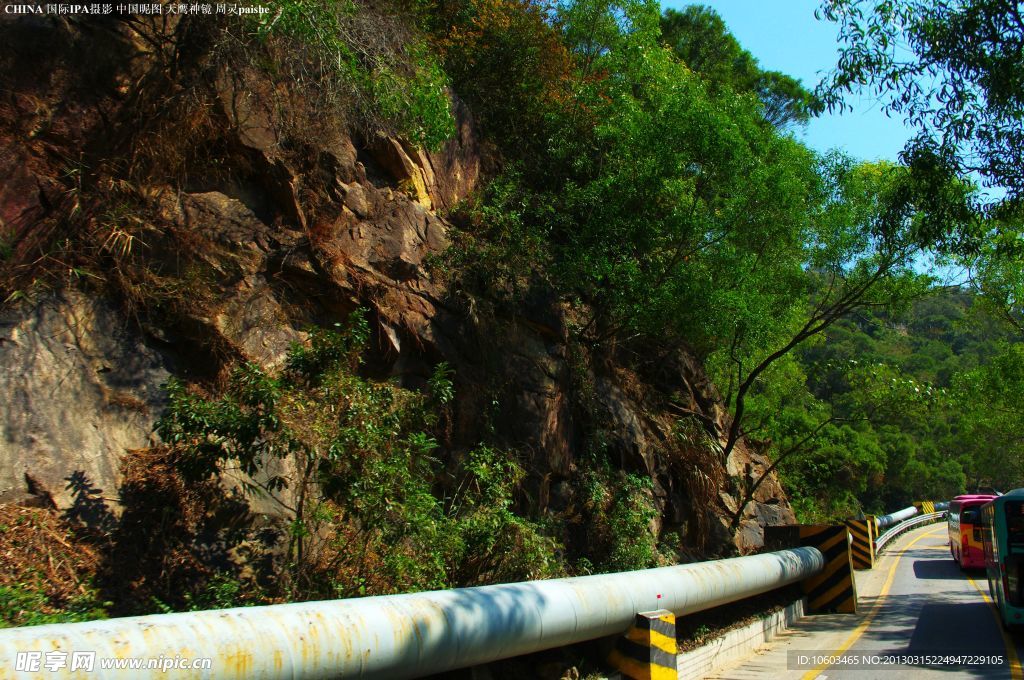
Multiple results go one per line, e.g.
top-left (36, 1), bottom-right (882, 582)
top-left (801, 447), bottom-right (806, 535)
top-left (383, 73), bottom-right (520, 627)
top-left (0, 0), bottom-right (1022, 639)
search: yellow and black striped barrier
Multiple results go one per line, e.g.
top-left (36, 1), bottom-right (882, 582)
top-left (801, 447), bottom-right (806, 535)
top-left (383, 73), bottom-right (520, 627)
top-left (914, 500), bottom-right (936, 514)
top-left (846, 517), bottom-right (875, 570)
top-left (608, 609), bottom-right (677, 680)
top-left (798, 524), bottom-right (858, 614)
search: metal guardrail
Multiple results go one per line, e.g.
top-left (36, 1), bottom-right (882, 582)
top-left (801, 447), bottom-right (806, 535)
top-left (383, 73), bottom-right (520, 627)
top-left (875, 511), bottom-right (946, 553)
top-left (876, 505), bottom-right (919, 529)
top-left (0, 547), bottom-right (825, 680)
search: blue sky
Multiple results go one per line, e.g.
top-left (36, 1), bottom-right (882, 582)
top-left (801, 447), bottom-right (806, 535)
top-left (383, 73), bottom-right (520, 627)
top-left (660, 0), bottom-right (915, 164)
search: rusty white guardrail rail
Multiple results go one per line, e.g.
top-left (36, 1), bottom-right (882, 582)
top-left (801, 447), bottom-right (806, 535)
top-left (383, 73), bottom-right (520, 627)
top-left (0, 547), bottom-right (825, 680)
top-left (875, 505), bottom-right (919, 529)
top-left (875, 511), bottom-right (946, 553)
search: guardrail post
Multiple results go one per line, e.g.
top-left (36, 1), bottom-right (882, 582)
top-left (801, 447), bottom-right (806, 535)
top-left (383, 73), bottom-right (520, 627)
top-left (799, 525), bottom-right (858, 613)
top-left (913, 501), bottom-right (935, 514)
top-left (607, 609), bottom-right (677, 680)
top-left (846, 517), bottom-right (875, 570)
top-left (765, 525), bottom-right (857, 614)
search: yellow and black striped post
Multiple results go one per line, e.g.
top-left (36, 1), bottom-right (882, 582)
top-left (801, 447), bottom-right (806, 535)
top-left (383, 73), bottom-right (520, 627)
top-left (798, 525), bottom-right (858, 614)
top-left (866, 514), bottom-right (878, 552)
top-left (914, 500), bottom-right (935, 514)
top-left (608, 609), bottom-right (677, 680)
top-left (846, 518), bottom-right (875, 570)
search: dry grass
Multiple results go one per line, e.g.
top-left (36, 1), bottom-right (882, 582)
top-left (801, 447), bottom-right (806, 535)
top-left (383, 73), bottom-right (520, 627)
top-left (0, 505), bottom-right (103, 614)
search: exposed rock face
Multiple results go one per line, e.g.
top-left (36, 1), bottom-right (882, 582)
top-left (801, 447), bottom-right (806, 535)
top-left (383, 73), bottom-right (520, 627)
top-left (0, 14), bottom-right (793, 554)
top-left (0, 292), bottom-right (169, 510)
top-left (154, 189), bottom-right (307, 369)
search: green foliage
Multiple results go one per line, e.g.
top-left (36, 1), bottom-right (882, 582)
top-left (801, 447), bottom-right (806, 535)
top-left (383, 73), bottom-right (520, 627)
top-left (660, 6), bottom-right (815, 129)
top-left (450, 0), bottom-right (836, 360)
top-left (580, 457), bottom-right (659, 572)
top-left (954, 342), bottom-right (1024, 489)
top-left (966, 224), bottom-right (1024, 334)
top-left (843, 362), bottom-right (944, 421)
top-left (286, 316), bottom-right (369, 379)
top-left (446, 1), bottom-right (971, 389)
top-left (159, 312), bottom-right (445, 592)
top-left (0, 584), bottom-right (108, 628)
top-left (441, 170), bottom-right (553, 301)
top-left (446, 446), bottom-right (565, 583)
top-left (418, 0), bottom-right (573, 158)
top-left (158, 313), bottom-right (562, 597)
top-left (779, 421), bottom-right (886, 520)
top-left (711, 152), bottom-right (964, 528)
top-left (428, 362), bottom-right (456, 404)
top-left (766, 289), bottom-right (1008, 519)
top-left (818, 0), bottom-right (1024, 204)
top-left (428, 0), bottom-right (993, 533)
top-left (604, 474), bottom-right (658, 571)
top-left (254, 0), bottom-right (455, 148)
top-left (183, 572), bottom-right (265, 611)
top-left (158, 362), bottom-right (285, 484)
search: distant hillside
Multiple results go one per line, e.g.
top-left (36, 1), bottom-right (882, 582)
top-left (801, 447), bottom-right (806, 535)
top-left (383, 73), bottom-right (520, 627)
top-left (777, 288), bottom-right (1017, 520)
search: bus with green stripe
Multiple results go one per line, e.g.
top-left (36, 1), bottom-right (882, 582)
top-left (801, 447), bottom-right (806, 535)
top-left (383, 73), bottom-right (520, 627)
top-left (980, 490), bottom-right (1024, 627)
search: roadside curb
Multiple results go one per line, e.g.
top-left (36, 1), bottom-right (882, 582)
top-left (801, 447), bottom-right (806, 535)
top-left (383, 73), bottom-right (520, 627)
top-left (678, 599), bottom-right (806, 679)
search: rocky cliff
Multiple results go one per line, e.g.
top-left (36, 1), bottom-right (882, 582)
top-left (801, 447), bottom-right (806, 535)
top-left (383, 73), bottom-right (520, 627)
top-left (0, 14), bottom-right (793, 597)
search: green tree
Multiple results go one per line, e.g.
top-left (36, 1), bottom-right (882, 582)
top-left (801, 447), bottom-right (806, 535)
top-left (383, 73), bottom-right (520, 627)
top-left (817, 4), bottom-right (1024, 464)
top-left (660, 6), bottom-right (815, 129)
top-left (420, 0), bottom-right (574, 160)
top-left (718, 157), bottom-right (968, 527)
top-left (817, 0), bottom-right (1024, 203)
top-left (499, 0), bottom-right (827, 354)
top-left (444, 0), bottom-right (980, 533)
top-left (954, 342), bottom-right (1024, 490)
top-left (967, 226), bottom-right (1024, 333)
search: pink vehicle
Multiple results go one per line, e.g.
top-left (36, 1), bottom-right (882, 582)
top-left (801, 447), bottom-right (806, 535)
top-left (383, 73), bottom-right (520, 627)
top-left (949, 494), bottom-right (998, 569)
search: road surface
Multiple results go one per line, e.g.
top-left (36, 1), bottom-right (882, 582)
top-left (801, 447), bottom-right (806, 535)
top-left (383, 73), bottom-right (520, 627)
top-left (710, 523), bottom-right (1024, 679)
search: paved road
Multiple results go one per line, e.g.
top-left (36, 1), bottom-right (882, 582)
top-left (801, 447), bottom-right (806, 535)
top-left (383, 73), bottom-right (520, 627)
top-left (711, 523), bottom-right (1024, 680)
